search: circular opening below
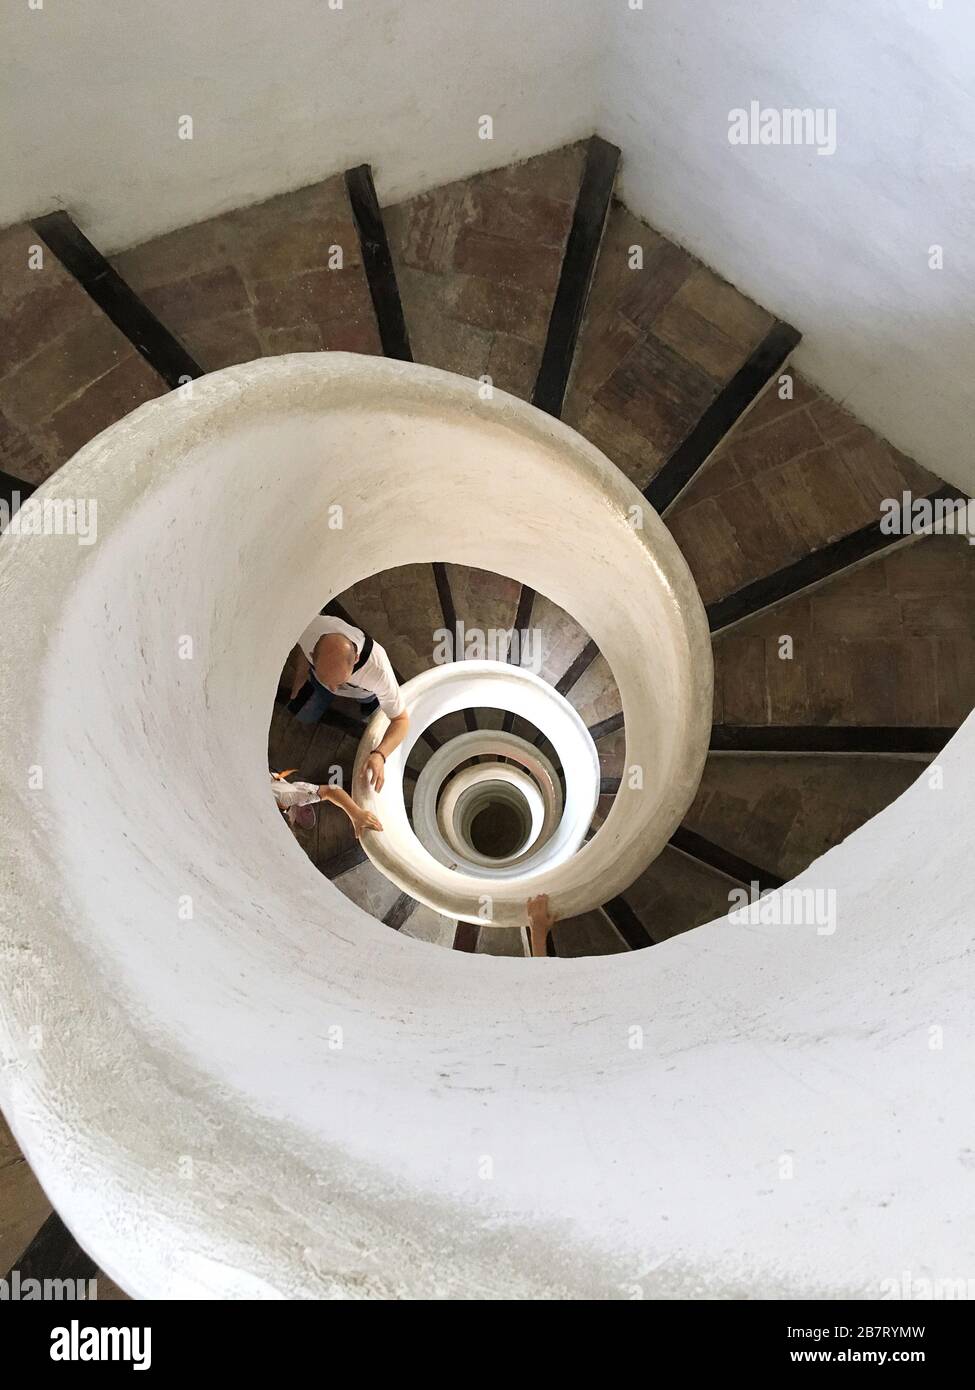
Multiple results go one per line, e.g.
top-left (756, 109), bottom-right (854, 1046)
top-left (468, 800), bottom-right (526, 859)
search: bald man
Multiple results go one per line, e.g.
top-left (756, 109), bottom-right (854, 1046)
top-left (286, 614), bottom-right (408, 791)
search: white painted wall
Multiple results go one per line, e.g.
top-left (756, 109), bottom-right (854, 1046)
top-left (601, 0), bottom-right (975, 494)
top-left (1, 0), bottom-right (599, 251)
top-left (4, 0), bottom-right (973, 491)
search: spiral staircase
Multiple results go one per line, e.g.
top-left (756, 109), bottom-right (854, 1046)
top-left (1, 135), bottom-right (973, 1297)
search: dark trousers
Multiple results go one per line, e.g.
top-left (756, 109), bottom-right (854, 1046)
top-left (289, 669), bottom-right (379, 725)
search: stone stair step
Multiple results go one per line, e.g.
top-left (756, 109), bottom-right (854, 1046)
top-left (564, 201), bottom-right (775, 492)
top-left (684, 753), bottom-right (924, 884)
top-left (476, 926), bottom-right (527, 958)
top-left (713, 536), bottom-right (975, 728)
top-left (400, 905), bottom-right (458, 949)
top-left (0, 222), bottom-right (166, 485)
top-left (111, 173), bottom-right (380, 366)
top-left (621, 844), bottom-right (742, 943)
top-left (331, 859), bottom-right (403, 921)
top-left (552, 910), bottom-right (629, 957)
top-left (667, 369), bottom-right (943, 610)
top-left (384, 144), bottom-right (586, 398)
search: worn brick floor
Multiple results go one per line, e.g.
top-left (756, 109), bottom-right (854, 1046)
top-left (564, 200), bottom-right (774, 487)
top-left (112, 175), bottom-right (381, 368)
top-left (0, 223), bottom-right (164, 483)
top-left (713, 535), bottom-right (975, 727)
top-left (385, 144), bottom-right (585, 397)
top-left (668, 371), bottom-right (943, 605)
top-left (563, 200), bottom-right (945, 610)
top-left (684, 755), bottom-right (922, 883)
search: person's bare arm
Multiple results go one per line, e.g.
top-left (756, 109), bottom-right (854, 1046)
top-left (319, 784), bottom-right (383, 838)
top-left (527, 893), bottom-right (556, 958)
top-left (365, 711), bottom-right (409, 792)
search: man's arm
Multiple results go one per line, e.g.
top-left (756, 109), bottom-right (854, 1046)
top-left (365, 711), bottom-right (409, 792)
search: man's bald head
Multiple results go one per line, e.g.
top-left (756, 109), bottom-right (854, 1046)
top-left (312, 633), bottom-right (357, 692)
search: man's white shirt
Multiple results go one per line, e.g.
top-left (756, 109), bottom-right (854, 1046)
top-left (297, 615), bottom-right (405, 718)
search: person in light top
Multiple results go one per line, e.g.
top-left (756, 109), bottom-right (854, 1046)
top-left (270, 770), bottom-right (382, 837)
top-left (287, 614), bottom-right (408, 792)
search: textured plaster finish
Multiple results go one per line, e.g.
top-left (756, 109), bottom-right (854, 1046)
top-left (4, 0), bottom-right (970, 494)
top-left (604, 0), bottom-right (975, 493)
top-left (2, 355), bottom-right (971, 1300)
top-left (359, 663), bottom-right (623, 921)
top-left (2, 0), bottom-right (599, 251)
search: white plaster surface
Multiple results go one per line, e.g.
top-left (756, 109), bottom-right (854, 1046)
top-left (5, 0), bottom-right (972, 491)
top-left (439, 766), bottom-right (543, 864)
top-left (1, 0), bottom-right (599, 251)
top-left (442, 761), bottom-right (539, 856)
top-left (361, 664), bottom-right (622, 918)
top-left (603, 0), bottom-right (975, 493)
top-left (1, 355), bottom-right (972, 1300)
top-left (412, 731), bottom-right (564, 878)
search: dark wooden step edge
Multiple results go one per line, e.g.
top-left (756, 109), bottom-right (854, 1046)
top-left (344, 164), bottom-right (412, 362)
top-left (532, 135), bottom-right (620, 419)
top-left (31, 211), bottom-right (204, 388)
top-left (555, 636), bottom-right (600, 696)
top-left (587, 710), bottom-right (624, 742)
top-left (600, 896), bottom-right (657, 950)
top-left (645, 320), bottom-right (800, 516)
top-left (707, 486), bottom-right (964, 633)
top-left (452, 921), bottom-right (480, 952)
top-left (1, 470), bottom-right (37, 533)
top-left (669, 825), bottom-right (784, 892)
top-left (501, 585), bottom-right (538, 735)
top-left (1, 468), bottom-right (36, 506)
top-left (5, 1210), bottom-right (96, 1285)
top-left (508, 136), bottom-right (620, 703)
top-left (710, 725), bottom-right (956, 756)
top-left (382, 891), bottom-right (419, 932)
